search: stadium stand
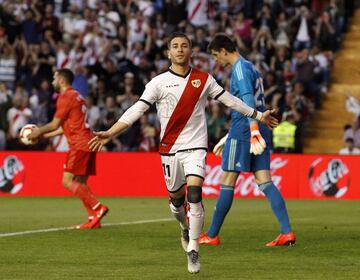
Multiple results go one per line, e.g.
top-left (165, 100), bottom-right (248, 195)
top-left (0, 0), bottom-right (355, 152)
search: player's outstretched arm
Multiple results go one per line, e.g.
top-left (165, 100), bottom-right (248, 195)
top-left (89, 121), bottom-right (129, 152)
top-left (217, 91), bottom-right (278, 129)
top-left (89, 100), bottom-right (150, 151)
top-left (259, 109), bottom-right (278, 129)
top-left (43, 127), bottom-right (63, 138)
top-left (27, 118), bottom-right (62, 141)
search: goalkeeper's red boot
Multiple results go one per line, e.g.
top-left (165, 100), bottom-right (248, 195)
top-left (199, 232), bottom-right (221, 245)
top-left (74, 218), bottom-right (101, 229)
top-left (87, 204), bottom-right (109, 228)
top-left (266, 231), bottom-right (296, 246)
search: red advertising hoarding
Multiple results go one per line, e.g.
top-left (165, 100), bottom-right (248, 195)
top-left (0, 152), bottom-right (358, 199)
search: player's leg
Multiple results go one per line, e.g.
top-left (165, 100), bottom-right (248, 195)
top-left (168, 184), bottom-right (189, 251)
top-left (75, 176), bottom-right (96, 218)
top-left (63, 150), bottom-right (108, 228)
top-left (254, 169), bottom-right (295, 246)
top-left (72, 176), bottom-right (105, 229)
top-left (161, 154), bottom-right (189, 251)
top-left (203, 171), bottom-right (238, 244)
top-left (186, 176), bottom-right (203, 274)
top-left (182, 149), bottom-right (207, 273)
top-left (201, 138), bottom-right (243, 245)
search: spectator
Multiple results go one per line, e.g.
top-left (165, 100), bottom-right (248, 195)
top-left (85, 95), bottom-right (101, 131)
top-left (187, 0), bottom-right (208, 28)
top-left (0, 82), bottom-right (12, 150)
top-left (138, 115), bottom-right (158, 152)
top-left (292, 5), bottom-right (314, 51)
top-left (315, 11), bottom-right (337, 52)
top-left (0, 41), bottom-right (17, 90)
top-left (207, 103), bottom-right (226, 150)
top-left (7, 91), bottom-right (32, 149)
top-left (22, 7), bottom-right (41, 45)
top-left (0, 0), bottom-right (352, 152)
top-left (272, 112), bottom-right (300, 153)
top-left (339, 138), bottom-right (360, 155)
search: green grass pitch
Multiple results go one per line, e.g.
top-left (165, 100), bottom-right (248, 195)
top-left (0, 197), bottom-right (359, 280)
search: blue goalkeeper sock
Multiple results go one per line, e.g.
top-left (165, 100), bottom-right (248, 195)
top-left (207, 185), bottom-right (234, 238)
top-left (259, 181), bottom-right (291, 234)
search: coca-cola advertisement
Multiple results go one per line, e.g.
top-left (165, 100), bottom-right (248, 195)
top-left (0, 152), bottom-right (359, 199)
top-left (203, 156), bottom-right (292, 198)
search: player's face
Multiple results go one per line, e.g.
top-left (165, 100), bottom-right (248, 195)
top-left (211, 49), bottom-right (228, 67)
top-left (52, 72), bottom-right (61, 92)
top-left (168, 37), bottom-right (192, 66)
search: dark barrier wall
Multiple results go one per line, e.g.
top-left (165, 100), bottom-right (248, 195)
top-left (0, 152), bottom-right (358, 199)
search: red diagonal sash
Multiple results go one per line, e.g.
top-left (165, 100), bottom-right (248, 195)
top-left (159, 69), bottom-right (208, 153)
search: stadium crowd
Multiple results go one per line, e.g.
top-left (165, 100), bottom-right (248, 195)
top-left (0, 0), bottom-right (355, 152)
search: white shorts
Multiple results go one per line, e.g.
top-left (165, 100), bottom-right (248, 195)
top-left (160, 149), bottom-right (207, 193)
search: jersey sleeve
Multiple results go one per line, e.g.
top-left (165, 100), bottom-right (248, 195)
top-left (206, 74), bottom-right (226, 100)
top-left (54, 95), bottom-right (72, 120)
top-left (139, 79), bottom-right (159, 105)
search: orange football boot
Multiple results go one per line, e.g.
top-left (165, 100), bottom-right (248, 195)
top-left (87, 204), bottom-right (109, 228)
top-left (199, 232), bottom-right (221, 245)
top-left (74, 219), bottom-right (101, 229)
top-left (266, 231), bottom-right (296, 246)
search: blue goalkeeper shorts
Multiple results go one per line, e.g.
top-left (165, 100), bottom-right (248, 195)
top-left (221, 137), bottom-right (270, 173)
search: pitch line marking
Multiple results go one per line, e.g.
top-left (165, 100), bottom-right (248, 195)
top-left (0, 218), bottom-right (173, 238)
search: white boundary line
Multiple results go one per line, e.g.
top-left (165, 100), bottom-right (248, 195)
top-left (0, 218), bottom-right (173, 238)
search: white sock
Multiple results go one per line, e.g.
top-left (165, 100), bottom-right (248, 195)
top-left (188, 202), bottom-right (204, 244)
top-left (187, 239), bottom-right (199, 252)
top-left (169, 202), bottom-right (188, 230)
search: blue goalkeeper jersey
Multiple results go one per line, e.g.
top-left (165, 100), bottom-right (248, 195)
top-left (228, 57), bottom-right (271, 143)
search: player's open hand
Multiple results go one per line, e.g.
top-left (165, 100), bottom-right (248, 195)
top-left (213, 134), bottom-right (228, 157)
top-left (250, 123), bottom-right (266, 155)
top-left (260, 109), bottom-right (278, 130)
top-left (88, 131), bottom-right (111, 152)
top-left (27, 126), bottom-right (41, 141)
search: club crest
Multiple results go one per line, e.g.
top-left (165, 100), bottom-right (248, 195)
top-left (191, 79), bottom-right (201, 88)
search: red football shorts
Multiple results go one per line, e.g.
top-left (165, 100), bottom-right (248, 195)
top-left (64, 150), bottom-right (96, 176)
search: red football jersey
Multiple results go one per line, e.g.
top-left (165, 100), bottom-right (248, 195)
top-left (54, 87), bottom-right (93, 151)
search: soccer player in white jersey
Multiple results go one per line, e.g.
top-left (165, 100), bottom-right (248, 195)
top-left (89, 32), bottom-right (278, 274)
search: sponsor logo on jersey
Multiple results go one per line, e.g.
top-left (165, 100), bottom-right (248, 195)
top-left (191, 79), bottom-right (201, 88)
top-left (165, 84), bottom-right (180, 88)
top-left (308, 158), bottom-right (349, 198)
top-left (0, 155), bottom-right (25, 194)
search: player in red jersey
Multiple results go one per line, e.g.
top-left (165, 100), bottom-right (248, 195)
top-left (27, 68), bottom-right (108, 229)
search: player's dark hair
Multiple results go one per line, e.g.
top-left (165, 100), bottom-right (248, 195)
top-left (207, 33), bottom-right (237, 53)
top-left (167, 32), bottom-right (192, 49)
top-left (56, 68), bottom-right (74, 85)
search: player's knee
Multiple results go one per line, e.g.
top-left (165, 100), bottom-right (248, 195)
top-left (170, 195), bottom-right (185, 208)
top-left (187, 186), bottom-right (202, 203)
top-left (62, 177), bottom-right (72, 189)
top-left (258, 181), bottom-right (273, 192)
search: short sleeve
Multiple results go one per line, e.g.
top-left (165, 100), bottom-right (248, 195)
top-left (206, 75), bottom-right (225, 100)
top-left (54, 95), bottom-right (72, 120)
top-left (139, 79), bottom-right (159, 105)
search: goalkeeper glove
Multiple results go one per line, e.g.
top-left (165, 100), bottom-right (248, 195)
top-left (213, 133), bottom-right (228, 157)
top-left (249, 122), bottom-right (266, 155)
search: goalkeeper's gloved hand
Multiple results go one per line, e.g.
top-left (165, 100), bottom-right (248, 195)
top-left (213, 133), bottom-right (228, 157)
top-left (249, 122), bottom-right (266, 155)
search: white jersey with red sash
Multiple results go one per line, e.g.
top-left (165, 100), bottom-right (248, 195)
top-left (139, 68), bottom-right (224, 154)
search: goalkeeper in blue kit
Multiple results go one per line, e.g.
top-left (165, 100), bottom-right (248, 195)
top-left (200, 34), bottom-right (296, 246)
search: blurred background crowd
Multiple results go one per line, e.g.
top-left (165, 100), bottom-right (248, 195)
top-left (0, 0), bottom-right (355, 153)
